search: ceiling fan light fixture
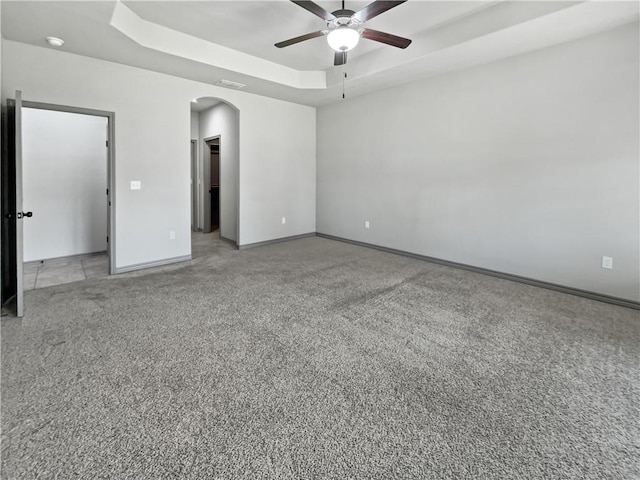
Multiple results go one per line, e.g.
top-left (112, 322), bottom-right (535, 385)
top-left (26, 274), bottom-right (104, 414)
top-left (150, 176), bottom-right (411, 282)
top-left (327, 27), bottom-right (360, 52)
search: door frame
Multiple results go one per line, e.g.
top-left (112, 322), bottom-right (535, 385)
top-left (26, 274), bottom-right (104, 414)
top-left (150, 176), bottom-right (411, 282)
top-left (21, 101), bottom-right (116, 275)
top-left (203, 135), bottom-right (221, 235)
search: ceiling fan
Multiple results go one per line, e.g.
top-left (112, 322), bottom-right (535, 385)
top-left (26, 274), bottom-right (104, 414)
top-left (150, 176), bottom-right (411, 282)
top-left (275, 0), bottom-right (412, 66)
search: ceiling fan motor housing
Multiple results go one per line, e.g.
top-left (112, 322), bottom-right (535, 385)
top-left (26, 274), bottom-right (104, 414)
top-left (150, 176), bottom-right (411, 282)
top-left (328, 9), bottom-right (361, 28)
top-left (332, 9), bottom-right (355, 19)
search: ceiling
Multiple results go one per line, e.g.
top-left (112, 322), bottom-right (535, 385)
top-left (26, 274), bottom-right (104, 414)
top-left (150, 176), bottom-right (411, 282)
top-left (2, 1), bottom-right (638, 106)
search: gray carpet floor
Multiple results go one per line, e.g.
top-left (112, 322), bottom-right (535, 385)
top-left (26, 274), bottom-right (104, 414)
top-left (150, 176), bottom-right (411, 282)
top-left (1, 234), bottom-right (639, 479)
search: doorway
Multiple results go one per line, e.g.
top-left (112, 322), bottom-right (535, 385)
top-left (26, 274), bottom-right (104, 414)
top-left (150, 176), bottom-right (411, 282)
top-left (205, 137), bottom-right (220, 233)
top-left (189, 97), bottom-right (239, 245)
top-left (1, 94), bottom-right (115, 316)
top-left (23, 108), bottom-right (108, 261)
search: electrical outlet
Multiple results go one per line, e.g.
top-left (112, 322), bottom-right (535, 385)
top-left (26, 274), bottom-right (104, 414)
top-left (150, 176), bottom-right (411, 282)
top-left (365, 221), bottom-right (370, 229)
top-left (602, 256), bottom-right (613, 269)
top-left (169, 230), bottom-right (176, 240)
top-left (282, 217), bottom-right (286, 225)
top-left (130, 180), bottom-right (141, 190)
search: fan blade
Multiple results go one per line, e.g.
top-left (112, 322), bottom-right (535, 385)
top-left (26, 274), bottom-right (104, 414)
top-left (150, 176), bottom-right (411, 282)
top-left (353, 1), bottom-right (406, 22)
top-left (334, 51), bottom-right (347, 66)
top-left (275, 30), bottom-right (326, 48)
top-left (291, 0), bottom-right (335, 21)
top-left (362, 28), bottom-right (411, 48)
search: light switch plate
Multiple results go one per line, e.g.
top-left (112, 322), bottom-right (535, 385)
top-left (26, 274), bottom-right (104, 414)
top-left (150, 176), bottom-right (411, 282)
top-left (130, 180), bottom-right (141, 190)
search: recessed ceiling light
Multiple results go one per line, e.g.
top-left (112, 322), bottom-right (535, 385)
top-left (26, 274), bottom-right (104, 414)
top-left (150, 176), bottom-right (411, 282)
top-left (46, 37), bottom-right (65, 47)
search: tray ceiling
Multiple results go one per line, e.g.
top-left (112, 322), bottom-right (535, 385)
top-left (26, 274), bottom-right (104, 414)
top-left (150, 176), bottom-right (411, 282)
top-left (2, 1), bottom-right (638, 106)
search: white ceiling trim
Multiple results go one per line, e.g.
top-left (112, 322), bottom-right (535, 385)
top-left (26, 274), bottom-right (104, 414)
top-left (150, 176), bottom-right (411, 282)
top-left (109, 1), bottom-right (327, 90)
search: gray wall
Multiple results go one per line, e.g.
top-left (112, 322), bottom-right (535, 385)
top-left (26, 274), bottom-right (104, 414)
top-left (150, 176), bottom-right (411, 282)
top-left (317, 22), bottom-right (640, 302)
top-left (22, 108), bottom-right (107, 261)
top-left (198, 102), bottom-right (239, 242)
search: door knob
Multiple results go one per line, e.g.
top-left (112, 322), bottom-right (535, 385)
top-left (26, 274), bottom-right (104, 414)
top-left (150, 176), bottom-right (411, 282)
top-left (16, 212), bottom-right (33, 219)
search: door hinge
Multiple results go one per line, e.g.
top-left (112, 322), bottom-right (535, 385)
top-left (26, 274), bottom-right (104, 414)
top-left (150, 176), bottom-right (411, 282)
top-left (107, 236), bottom-right (109, 243)
top-left (106, 188), bottom-right (109, 195)
top-left (106, 140), bottom-right (109, 147)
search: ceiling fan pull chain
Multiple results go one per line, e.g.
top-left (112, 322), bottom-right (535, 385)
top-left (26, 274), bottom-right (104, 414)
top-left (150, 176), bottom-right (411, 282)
top-left (342, 69), bottom-right (347, 99)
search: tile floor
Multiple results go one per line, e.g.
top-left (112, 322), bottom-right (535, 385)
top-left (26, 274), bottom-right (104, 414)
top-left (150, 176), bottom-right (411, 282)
top-left (23, 231), bottom-right (231, 291)
top-left (24, 253), bottom-right (109, 291)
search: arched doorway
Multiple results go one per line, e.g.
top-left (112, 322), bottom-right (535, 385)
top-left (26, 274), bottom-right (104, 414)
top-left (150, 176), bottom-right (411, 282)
top-left (190, 97), bottom-right (240, 246)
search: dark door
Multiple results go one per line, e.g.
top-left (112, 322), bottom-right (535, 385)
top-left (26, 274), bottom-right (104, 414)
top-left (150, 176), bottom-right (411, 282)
top-left (1, 91), bottom-right (25, 316)
top-left (208, 141), bottom-right (220, 231)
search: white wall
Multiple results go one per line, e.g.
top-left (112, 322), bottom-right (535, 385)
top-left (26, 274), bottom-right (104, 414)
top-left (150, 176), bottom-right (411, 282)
top-left (190, 111), bottom-right (199, 140)
top-left (199, 102), bottom-right (239, 242)
top-left (317, 22), bottom-right (640, 302)
top-left (22, 108), bottom-right (107, 261)
top-left (239, 96), bottom-right (316, 245)
top-left (2, 40), bottom-right (316, 268)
